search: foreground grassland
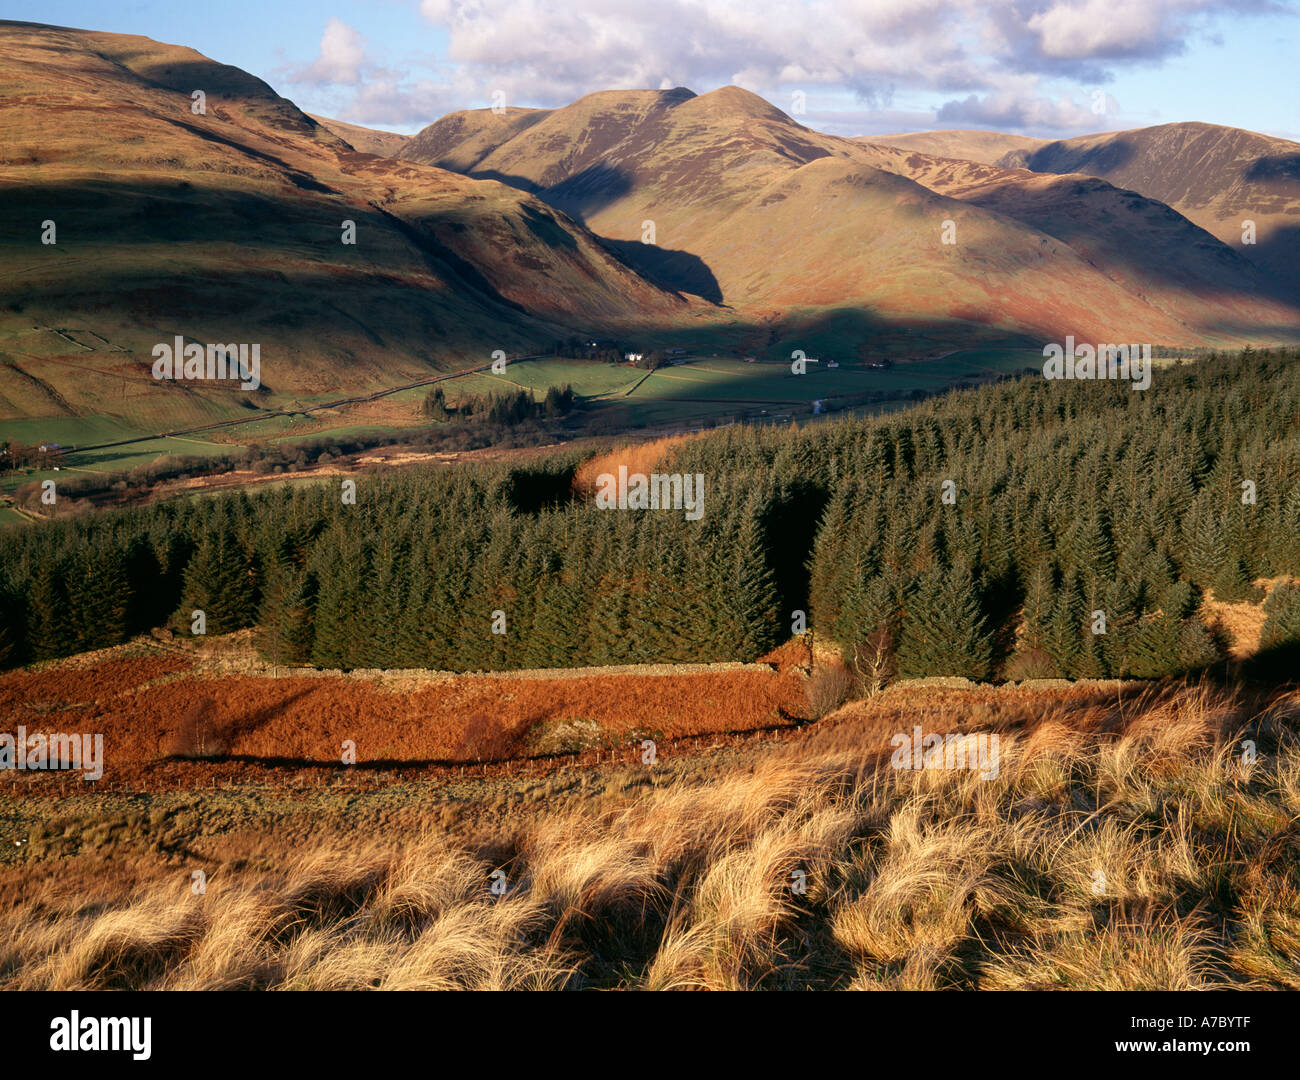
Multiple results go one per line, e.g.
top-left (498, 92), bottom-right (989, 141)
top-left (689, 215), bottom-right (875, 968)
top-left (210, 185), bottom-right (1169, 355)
top-left (4, 682), bottom-right (1298, 990)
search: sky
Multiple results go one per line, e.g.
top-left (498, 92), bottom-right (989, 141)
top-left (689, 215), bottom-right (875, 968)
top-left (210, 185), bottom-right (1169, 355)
top-left (6, 0), bottom-right (1298, 140)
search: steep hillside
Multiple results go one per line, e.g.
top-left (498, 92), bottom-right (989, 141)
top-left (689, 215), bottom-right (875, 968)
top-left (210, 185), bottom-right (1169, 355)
top-left (400, 105), bottom-right (556, 173)
top-left (4, 19), bottom-right (1297, 432)
top-left (997, 122), bottom-right (1300, 295)
top-left (307, 114), bottom-right (410, 157)
top-left (403, 86), bottom-right (1300, 346)
top-left (0, 22), bottom-right (690, 427)
top-left (854, 144), bottom-right (1293, 333)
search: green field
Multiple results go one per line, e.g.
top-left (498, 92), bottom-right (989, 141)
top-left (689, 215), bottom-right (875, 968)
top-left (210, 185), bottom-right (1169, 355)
top-left (0, 415), bottom-right (236, 497)
top-left (269, 423), bottom-right (419, 447)
top-left (582, 348), bottom-right (1043, 426)
top-left (1, 349), bottom-right (1048, 508)
top-left (440, 358), bottom-right (643, 402)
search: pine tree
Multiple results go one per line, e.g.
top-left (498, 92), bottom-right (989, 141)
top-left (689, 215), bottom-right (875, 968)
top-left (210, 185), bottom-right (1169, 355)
top-left (808, 486), bottom-right (854, 631)
top-left (1019, 559), bottom-right (1056, 653)
top-left (177, 526), bottom-right (256, 635)
top-left (76, 545), bottom-right (128, 651)
top-left (1068, 509), bottom-right (1115, 598)
top-left (256, 545), bottom-right (315, 668)
top-left (1098, 578), bottom-right (1139, 677)
top-left (27, 556), bottom-right (79, 661)
top-left (1176, 619), bottom-right (1221, 673)
top-left (1183, 499), bottom-right (1225, 590)
top-left (1161, 579), bottom-right (1199, 620)
top-left (308, 536), bottom-right (363, 669)
top-left (1044, 571), bottom-right (1084, 677)
top-left (1074, 615), bottom-right (1108, 678)
top-left (1210, 552), bottom-right (1260, 602)
top-left (1127, 612), bottom-right (1185, 679)
top-left (726, 493), bottom-right (780, 660)
top-left (843, 575), bottom-right (897, 691)
top-left (896, 562), bottom-right (991, 680)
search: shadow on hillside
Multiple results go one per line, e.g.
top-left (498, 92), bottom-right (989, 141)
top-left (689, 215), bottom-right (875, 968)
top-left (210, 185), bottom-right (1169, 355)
top-left (168, 117), bottom-right (335, 194)
top-left (602, 238), bottom-right (724, 304)
top-left (1244, 152), bottom-right (1300, 183)
top-left (468, 163), bottom-right (727, 303)
top-left (470, 162), bottom-right (635, 222)
top-left (3, 174), bottom-right (1296, 360)
top-left (0, 177), bottom-right (555, 356)
top-left (1250, 223), bottom-right (1300, 301)
top-left (1240, 640), bottom-right (1300, 685)
top-left (1021, 136), bottom-right (1137, 174)
top-left (119, 55), bottom-right (291, 101)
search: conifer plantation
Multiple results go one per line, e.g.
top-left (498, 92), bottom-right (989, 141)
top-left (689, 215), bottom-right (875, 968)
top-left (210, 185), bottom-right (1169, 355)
top-left (3, 348), bottom-right (1298, 680)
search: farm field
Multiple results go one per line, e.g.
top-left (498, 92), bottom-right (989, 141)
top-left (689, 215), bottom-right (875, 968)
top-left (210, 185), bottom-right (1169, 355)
top-left (443, 348), bottom-right (1041, 415)
top-left (0, 421), bottom-right (235, 503)
top-left (591, 348), bottom-right (1040, 425)
top-left (1, 349), bottom-right (1041, 516)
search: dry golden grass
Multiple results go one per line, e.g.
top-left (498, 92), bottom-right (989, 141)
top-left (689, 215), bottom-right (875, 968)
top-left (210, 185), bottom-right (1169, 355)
top-left (571, 434), bottom-right (695, 498)
top-left (4, 682), bottom-right (1300, 990)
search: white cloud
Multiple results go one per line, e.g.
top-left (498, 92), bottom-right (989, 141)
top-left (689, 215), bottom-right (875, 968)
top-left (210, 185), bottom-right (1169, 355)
top-left (936, 90), bottom-right (1110, 129)
top-left (278, 1), bottom-right (1275, 134)
top-left (412, 0), bottom-right (1257, 98)
top-left (287, 17), bottom-right (369, 86)
top-left (1026, 0), bottom-right (1216, 60)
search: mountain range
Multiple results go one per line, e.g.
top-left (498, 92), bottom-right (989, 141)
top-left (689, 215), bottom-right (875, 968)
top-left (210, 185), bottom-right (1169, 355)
top-left (2, 19), bottom-right (1297, 429)
top-left (396, 87), bottom-right (1299, 340)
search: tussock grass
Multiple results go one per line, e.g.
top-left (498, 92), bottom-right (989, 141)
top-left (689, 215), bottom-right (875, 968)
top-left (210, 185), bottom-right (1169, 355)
top-left (4, 683), bottom-right (1299, 990)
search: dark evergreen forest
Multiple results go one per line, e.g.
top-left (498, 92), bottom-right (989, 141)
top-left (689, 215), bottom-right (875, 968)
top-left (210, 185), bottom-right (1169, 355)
top-left (3, 348), bottom-right (1298, 680)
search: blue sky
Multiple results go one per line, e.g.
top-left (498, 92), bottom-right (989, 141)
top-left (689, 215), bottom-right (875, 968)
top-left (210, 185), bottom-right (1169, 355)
top-left (7, 0), bottom-right (1298, 140)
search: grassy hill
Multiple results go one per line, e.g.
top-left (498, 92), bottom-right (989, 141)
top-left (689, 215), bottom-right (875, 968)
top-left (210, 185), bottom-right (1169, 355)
top-left (856, 122), bottom-right (1300, 305)
top-left (997, 122), bottom-right (1300, 298)
top-left (306, 113), bottom-right (410, 157)
top-left (402, 86), bottom-right (1300, 346)
top-left (862, 129), bottom-right (1047, 165)
top-left (0, 21), bottom-right (695, 432)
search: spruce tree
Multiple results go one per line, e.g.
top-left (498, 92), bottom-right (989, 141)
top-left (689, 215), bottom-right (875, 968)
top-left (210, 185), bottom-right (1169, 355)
top-left (177, 526), bottom-right (256, 635)
top-left (1019, 559), bottom-right (1056, 653)
top-left (1211, 553), bottom-right (1260, 602)
top-left (896, 562), bottom-right (991, 680)
top-left (1098, 579), bottom-right (1139, 677)
top-left (76, 545), bottom-right (128, 651)
top-left (1127, 612), bottom-right (1183, 678)
top-left (256, 547), bottom-right (315, 667)
top-left (843, 575), bottom-right (897, 691)
top-left (27, 556), bottom-right (79, 661)
top-left (1044, 571), bottom-right (1084, 677)
top-left (726, 493), bottom-right (780, 660)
